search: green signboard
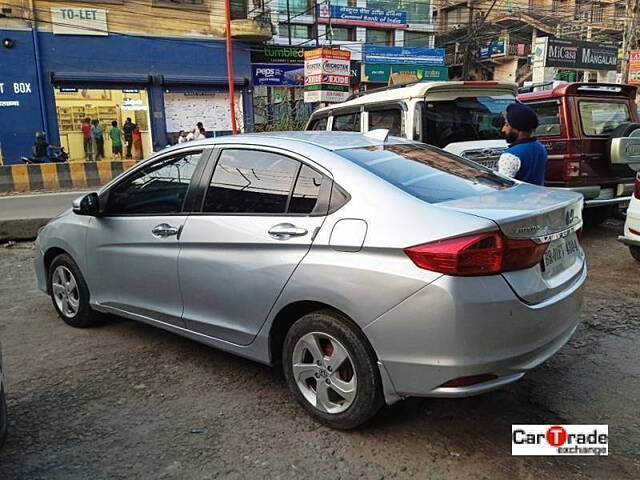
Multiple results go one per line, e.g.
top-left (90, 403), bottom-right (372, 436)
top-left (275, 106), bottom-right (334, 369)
top-left (363, 64), bottom-right (448, 83)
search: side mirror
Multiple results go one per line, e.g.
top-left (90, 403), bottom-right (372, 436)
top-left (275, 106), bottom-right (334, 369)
top-left (72, 192), bottom-right (100, 216)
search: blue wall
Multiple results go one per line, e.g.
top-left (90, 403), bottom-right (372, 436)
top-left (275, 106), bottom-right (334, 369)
top-left (0, 30), bottom-right (46, 164)
top-left (0, 29), bottom-right (253, 164)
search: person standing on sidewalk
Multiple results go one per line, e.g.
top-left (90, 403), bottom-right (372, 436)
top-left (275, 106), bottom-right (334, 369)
top-left (81, 118), bottom-right (92, 160)
top-left (123, 117), bottom-right (135, 159)
top-left (498, 103), bottom-right (547, 186)
top-left (132, 124), bottom-right (143, 160)
top-left (91, 119), bottom-right (105, 161)
top-left (109, 121), bottom-right (124, 160)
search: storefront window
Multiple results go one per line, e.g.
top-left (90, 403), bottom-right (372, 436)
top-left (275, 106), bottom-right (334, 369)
top-left (367, 29), bottom-right (394, 46)
top-left (54, 88), bottom-right (152, 161)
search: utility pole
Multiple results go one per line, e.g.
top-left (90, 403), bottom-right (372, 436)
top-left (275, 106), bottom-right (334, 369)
top-left (461, 0), bottom-right (475, 80)
top-left (224, 0), bottom-right (238, 134)
top-left (286, 0), bottom-right (292, 45)
top-left (621, 0), bottom-right (640, 84)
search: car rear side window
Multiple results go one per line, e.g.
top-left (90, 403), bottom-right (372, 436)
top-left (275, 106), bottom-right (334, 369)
top-left (289, 165), bottom-right (324, 214)
top-left (368, 107), bottom-right (404, 137)
top-left (308, 117), bottom-right (328, 131)
top-left (529, 101), bottom-right (561, 136)
top-left (337, 143), bottom-right (513, 204)
top-left (332, 112), bottom-right (361, 132)
top-left (107, 151), bottom-right (202, 215)
top-left (203, 149), bottom-right (299, 214)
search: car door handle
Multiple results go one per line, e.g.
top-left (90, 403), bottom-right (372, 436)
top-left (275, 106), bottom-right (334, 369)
top-left (152, 223), bottom-right (180, 238)
top-left (268, 223), bottom-right (308, 239)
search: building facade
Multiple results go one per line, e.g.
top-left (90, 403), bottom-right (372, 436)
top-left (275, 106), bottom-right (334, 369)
top-left (0, 0), bottom-right (271, 164)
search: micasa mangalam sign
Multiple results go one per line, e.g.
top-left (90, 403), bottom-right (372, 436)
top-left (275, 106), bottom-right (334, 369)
top-left (535, 37), bottom-right (618, 71)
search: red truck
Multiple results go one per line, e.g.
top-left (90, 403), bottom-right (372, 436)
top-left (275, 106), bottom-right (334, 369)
top-left (519, 83), bottom-right (640, 225)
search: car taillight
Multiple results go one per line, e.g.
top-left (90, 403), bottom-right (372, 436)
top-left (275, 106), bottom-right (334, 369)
top-left (404, 231), bottom-right (549, 276)
top-left (634, 173), bottom-right (640, 199)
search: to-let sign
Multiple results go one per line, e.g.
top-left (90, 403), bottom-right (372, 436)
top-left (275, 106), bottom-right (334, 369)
top-left (51, 8), bottom-right (108, 36)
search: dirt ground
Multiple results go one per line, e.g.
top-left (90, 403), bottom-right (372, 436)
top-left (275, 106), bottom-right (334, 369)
top-left (0, 220), bottom-right (638, 479)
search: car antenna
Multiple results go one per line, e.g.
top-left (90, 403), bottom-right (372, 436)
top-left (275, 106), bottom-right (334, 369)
top-left (363, 129), bottom-right (389, 142)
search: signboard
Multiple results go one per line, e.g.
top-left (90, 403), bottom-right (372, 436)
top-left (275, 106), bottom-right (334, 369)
top-left (164, 92), bottom-right (243, 133)
top-left (363, 46), bottom-right (445, 66)
top-left (477, 40), bottom-right (506, 60)
top-left (363, 64), bottom-right (448, 83)
top-left (535, 37), bottom-right (618, 71)
top-left (317, 4), bottom-right (407, 29)
top-left (251, 46), bottom-right (308, 65)
top-left (629, 50), bottom-right (640, 85)
top-left (252, 64), bottom-right (305, 86)
top-left (51, 8), bottom-right (108, 36)
top-left (304, 48), bottom-right (351, 103)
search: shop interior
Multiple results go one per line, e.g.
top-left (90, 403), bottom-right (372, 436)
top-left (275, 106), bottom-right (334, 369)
top-left (54, 88), bottom-right (153, 161)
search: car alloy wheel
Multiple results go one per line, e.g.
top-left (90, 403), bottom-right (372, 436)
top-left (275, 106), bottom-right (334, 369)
top-left (51, 265), bottom-right (80, 319)
top-left (291, 332), bottom-right (357, 414)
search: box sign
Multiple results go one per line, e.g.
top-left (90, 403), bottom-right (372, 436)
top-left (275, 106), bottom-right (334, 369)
top-left (251, 46), bottom-right (308, 65)
top-left (252, 64), bottom-right (305, 86)
top-left (363, 64), bottom-right (448, 83)
top-left (317, 4), bottom-right (407, 29)
top-left (304, 48), bottom-right (351, 103)
top-left (629, 50), bottom-right (640, 85)
top-left (534, 37), bottom-right (618, 71)
top-left (51, 8), bottom-right (108, 36)
top-left (363, 46), bottom-right (445, 66)
top-left (477, 40), bottom-right (506, 60)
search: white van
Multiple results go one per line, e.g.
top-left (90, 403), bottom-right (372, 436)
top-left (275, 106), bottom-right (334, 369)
top-left (306, 81), bottom-right (518, 168)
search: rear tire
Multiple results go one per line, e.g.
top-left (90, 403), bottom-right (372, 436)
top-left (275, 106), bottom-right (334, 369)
top-left (630, 246), bottom-right (640, 262)
top-left (583, 206), bottom-right (612, 227)
top-left (48, 254), bottom-right (100, 328)
top-left (282, 310), bottom-right (384, 429)
top-left (0, 383), bottom-right (7, 450)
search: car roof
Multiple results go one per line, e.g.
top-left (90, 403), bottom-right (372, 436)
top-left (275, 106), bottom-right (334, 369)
top-left (310, 81), bottom-right (518, 115)
top-left (159, 131), bottom-right (413, 154)
top-left (518, 83), bottom-right (638, 101)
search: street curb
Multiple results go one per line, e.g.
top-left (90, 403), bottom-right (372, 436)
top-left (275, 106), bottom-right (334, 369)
top-left (0, 218), bottom-right (50, 242)
top-left (0, 160), bottom-right (137, 194)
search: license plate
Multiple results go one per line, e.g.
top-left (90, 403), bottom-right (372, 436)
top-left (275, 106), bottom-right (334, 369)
top-left (541, 233), bottom-right (581, 278)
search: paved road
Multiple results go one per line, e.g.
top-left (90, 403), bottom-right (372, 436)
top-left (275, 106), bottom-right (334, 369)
top-left (0, 191), bottom-right (88, 221)
top-left (0, 221), bottom-right (638, 479)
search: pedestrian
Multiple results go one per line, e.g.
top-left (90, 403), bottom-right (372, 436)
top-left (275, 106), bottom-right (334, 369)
top-left (123, 117), bottom-right (135, 159)
top-left (132, 124), bottom-right (143, 160)
top-left (498, 102), bottom-right (548, 186)
top-left (110, 120), bottom-right (124, 160)
top-left (81, 117), bottom-right (92, 160)
top-left (193, 122), bottom-right (206, 140)
top-left (91, 119), bottom-right (104, 161)
top-left (30, 131), bottom-right (60, 163)
top-left (178, 130), bottom-right (188, 144)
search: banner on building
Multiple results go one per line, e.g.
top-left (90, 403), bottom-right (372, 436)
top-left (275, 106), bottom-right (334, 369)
top-left (51, 8), bottom-right (108, 35)
top-left (629, 50), bottom-right (640, 85)
top-left (534, 37), bottom-right (618, 71)
top-left (304, 48), bottom-right (351, 103)
top-left (317, 4), bottom-right (407, 29)
top-left (252, 64), bottom-right (305, 86)
top-left (477, 40), bottom-right (506, 60)
top-left (363, 64), bottom-right (448, 83)
top-left (363, 46), bottom-right (445, 66)
top-left (251, 46), bottom-right (308, 65)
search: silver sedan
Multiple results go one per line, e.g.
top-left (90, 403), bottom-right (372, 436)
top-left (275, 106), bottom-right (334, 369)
top-left (35, 132), bottom-right (586, 429)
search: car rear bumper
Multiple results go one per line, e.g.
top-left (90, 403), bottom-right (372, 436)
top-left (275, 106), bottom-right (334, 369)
top-left (554, 184), bottom-right (634, 207)
top-left (366, 265), bottom-right (586, 403)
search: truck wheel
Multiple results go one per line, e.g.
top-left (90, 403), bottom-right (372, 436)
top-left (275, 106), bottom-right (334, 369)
top-left (583, 206), bottom-right (612, 227)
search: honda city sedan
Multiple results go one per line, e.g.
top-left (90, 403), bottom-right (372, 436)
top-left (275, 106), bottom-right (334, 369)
top-left (35, 132), bottom-right (586, 429)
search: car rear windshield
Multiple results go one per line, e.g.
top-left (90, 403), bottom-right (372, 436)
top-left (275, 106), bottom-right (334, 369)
top-left (579, 101), bottom-right (630, 136)
top-left (337, 143), bottom-right (514, 204)
top-left (420, 94), bottom-right (514, 148)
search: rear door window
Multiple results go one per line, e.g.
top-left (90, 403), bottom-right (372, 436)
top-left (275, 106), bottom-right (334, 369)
top-left (332, 112), bottom-right (361, 132)
top-left (337, 143), bottom-right (513, 204)
top-left (368, 107), bottom-right (404, 137)
top-left (579, 101), bottom-right (630, 136)
top-left (528, 101), bottom-right (562, 136)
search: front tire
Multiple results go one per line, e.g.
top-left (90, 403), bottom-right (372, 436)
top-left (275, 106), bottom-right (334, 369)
top-left (283, 310), bottom-right (383, 429)
top-left (48, 254), bottom-right (99, 328)
top-left (0, 383), bottom-right (7, 450)
top-left (630, 246), bottom-right (640, 262)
